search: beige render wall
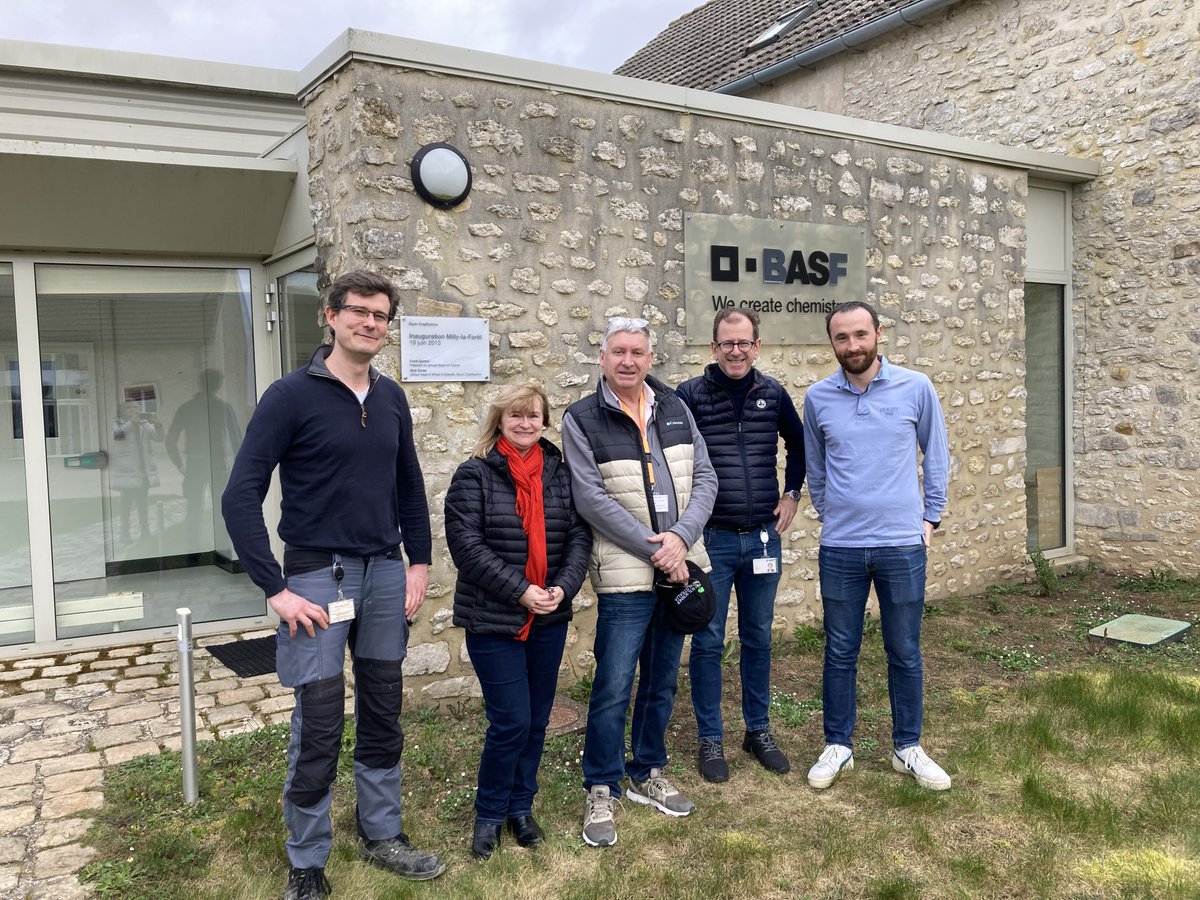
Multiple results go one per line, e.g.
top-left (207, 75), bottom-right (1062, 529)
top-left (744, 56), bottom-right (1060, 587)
top-left (304, 59), bottom-right (1031, 701)
top-left (749, 0), bottom-right (1200, 573)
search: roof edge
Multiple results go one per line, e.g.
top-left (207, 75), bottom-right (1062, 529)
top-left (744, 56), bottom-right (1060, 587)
top-left (0, 138), bottom-right (299, 172)
top-left (713, 0), bottom-right (965, 94)
top-left (298, 29), bottom-right (1097, 184)
top-left (0, 38), bottom-right (297, 97)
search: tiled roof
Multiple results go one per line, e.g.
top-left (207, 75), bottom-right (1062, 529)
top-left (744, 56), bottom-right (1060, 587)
top-left (615, 0), bottom-right (952, 92)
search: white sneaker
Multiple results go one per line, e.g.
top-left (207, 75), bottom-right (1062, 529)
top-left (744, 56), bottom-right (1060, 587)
top-left (806, 744), bottom-right (854, 789)
top-left (892, 745), bottom-right (952, 791)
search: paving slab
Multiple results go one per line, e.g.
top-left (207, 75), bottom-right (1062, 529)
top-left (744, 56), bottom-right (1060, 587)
top-left (1088, 613), bottom-right (1191, 646)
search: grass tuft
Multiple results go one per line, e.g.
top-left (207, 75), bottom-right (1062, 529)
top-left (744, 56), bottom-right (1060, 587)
top-left (1076, 847), bottom-right (1200, 899)
top-left (791, 623), bottom-right (824, 653)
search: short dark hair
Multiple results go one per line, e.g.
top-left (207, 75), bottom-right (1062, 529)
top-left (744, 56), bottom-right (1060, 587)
top-left (712, 307), bottom-right (759, 342)
top-left (327, 271), bottom-right (400, 321)
top-left (825, 300), bottom-right (880, 336)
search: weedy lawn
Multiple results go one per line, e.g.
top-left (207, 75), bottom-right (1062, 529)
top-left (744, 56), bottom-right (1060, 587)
top-left (82, 567), bottom-right (1198, 898)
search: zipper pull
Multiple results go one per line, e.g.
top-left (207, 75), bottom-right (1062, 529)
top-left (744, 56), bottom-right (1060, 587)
top-left (360, 406), bottom-right (367, 428)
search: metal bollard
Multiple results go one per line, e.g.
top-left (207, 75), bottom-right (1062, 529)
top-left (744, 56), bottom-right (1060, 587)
top-left (176, 608), bottom-right (198, 804)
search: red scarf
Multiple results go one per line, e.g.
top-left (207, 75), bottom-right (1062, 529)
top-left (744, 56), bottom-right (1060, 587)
top-left (497, 436), bottom-right (546, 641)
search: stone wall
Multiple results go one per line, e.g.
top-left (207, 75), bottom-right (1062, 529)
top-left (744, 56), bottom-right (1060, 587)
top-left (748, 0), bottom-right (1200, 573)
top-left (303, 59), bottom-right (1031, 701)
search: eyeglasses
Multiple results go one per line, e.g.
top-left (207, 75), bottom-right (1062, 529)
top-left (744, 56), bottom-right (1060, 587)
top-left (716, 339), bottom-right (757, 353)
top-left (335, 304), bottom-right (393, 325)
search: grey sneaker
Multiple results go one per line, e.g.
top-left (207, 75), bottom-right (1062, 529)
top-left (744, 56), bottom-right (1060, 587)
top-left (582, 785), bottom-right (617, 847)
top-left (284, 866), bottom-right (331, 900)
top-left (892, 744), bottom-right (952, 791)
top-left (627, 768), bottom-right (695, 817)
top-left (361, 835), bottom-right (446, 881)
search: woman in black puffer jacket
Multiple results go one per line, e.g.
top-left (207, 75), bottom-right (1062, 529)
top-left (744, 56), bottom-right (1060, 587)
top-left (445, 381), bottom-right (591, 861)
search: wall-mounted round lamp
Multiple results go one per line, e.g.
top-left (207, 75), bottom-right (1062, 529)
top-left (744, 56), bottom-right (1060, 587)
top-left (410, 142), bottom-right (472, 209)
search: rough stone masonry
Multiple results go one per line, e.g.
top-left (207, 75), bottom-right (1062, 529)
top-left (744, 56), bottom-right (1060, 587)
top-left (748, 0), bottom-right (1200, 576)
top-left (303, 58), bottom-right (1030, 700)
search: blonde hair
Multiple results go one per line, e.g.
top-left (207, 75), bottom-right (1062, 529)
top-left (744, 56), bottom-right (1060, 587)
top-left (472, 382), bottom-right (551, 458)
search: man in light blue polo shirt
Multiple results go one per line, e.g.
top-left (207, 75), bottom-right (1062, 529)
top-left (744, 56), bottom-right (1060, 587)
top-left (802, 300), bottom-right (951, 792)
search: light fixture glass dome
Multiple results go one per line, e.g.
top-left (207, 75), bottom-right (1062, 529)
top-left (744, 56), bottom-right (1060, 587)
top-left (411, 143), bottom-right (472, 208)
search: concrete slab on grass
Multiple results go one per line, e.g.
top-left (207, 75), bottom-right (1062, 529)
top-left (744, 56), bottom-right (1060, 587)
top-left (1088, 614), bottom-right (1191, 647)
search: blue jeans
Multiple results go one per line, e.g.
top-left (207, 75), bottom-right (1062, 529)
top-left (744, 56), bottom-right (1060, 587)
top-left (466, 622), bottom-right (568, 824)
top-left (690, 524), bottom-right (781, 740)
top-left (818, 545), bottom-right (927, 751)
top-left (582, 591), bottom-right (685, 795)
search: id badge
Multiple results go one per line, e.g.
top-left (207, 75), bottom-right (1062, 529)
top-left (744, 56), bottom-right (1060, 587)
top-left (752, 557), bottom-right (779, 575)
top-left (327, 599), bottom-right (356, 623)
top-left (654, 493), bottom-right (670, 513)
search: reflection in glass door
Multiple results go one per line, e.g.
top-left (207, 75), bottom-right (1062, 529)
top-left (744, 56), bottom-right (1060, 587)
top-left (35, 264), bottom-right (265, 638)
top-left (0, 264), bottom-right (35, 646)
top-left (278, 267), bottom-right (322, 374)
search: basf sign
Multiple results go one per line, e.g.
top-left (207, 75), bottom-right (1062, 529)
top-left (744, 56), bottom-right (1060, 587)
top-left (684, 214), bottom-right (865, 345)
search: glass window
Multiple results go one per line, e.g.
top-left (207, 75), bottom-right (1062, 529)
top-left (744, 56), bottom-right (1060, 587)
top-left (0, 263), bottom-right (34, 646)
top-left (1025, 283), bottom-right (1066, 551)
top-left (34, 264), bottom-right (264, 638)
top-left (278, 267), bottom-right (323, 374)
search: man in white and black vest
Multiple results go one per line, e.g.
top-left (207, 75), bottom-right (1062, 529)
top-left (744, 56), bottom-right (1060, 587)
top-left (561, 316), bottom-right (717, 848)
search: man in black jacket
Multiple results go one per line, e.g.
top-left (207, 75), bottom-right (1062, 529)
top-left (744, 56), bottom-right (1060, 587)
top-left (676, 308), bottom-right (805, 783)
top-left (222, 271), bottom-right (444, 899)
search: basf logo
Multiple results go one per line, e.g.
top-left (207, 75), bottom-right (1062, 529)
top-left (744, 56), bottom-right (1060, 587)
top-left (684, 214), bottom-right (865, 345)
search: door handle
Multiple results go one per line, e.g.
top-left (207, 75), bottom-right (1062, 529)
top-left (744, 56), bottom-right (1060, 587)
top-left (64, 450), bottom-right (109, 469)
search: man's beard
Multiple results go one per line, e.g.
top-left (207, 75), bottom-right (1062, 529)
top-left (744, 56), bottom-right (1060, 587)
top-left (836, 345), bottom-right (877, 375)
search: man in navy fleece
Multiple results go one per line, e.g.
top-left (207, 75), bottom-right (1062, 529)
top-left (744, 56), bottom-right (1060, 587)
top-left (222, 270), bottom-right (444, 899)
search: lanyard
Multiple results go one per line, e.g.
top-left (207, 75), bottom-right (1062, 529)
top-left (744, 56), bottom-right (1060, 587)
top-left (617, 390), bottom-right (656, 488)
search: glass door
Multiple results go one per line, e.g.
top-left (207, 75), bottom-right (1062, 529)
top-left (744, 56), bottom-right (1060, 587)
top-left (277, 265), bottom-right (322, 374)
top-left (34, 264), bottom-right (265, 638)
top-left (0, 264), bottom-right (34, 646)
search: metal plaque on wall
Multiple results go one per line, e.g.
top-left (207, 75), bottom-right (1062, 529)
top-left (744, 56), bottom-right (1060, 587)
top-left (684, 213), bottom-right (866, 345)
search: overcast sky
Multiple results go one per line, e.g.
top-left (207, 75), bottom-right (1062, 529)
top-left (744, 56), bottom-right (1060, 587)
top-left (0, 0), bottom-right (699, 74)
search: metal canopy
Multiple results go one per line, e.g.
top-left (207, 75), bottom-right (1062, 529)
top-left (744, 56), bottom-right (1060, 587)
top-left (0, 142), bottom-right (296, 257)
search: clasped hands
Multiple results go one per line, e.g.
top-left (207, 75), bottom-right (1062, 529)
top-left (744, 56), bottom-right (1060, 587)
top-left (519, 583), bottom-right (565, 615)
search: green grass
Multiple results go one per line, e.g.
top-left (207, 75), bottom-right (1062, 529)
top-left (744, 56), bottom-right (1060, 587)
top-left (767, 691), bottom-right (820, 728)
top-left (79, 568), bottom-right (1200, 899)
top-left (790, 623), bottom-right (824, 653)
top-left (1117, 569), bottom-right (1198, 595)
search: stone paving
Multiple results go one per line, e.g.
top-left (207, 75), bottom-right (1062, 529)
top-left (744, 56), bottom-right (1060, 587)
top-left (0, 628), bottom-right (303, 899)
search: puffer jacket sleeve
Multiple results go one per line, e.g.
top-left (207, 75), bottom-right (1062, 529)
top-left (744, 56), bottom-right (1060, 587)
top-left (444, 459), bottom-right (529, 606)
top-left (547, 456), bottom-right (592, 602)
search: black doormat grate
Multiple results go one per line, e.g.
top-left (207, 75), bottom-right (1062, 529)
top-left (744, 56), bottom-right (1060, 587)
top-left (206, 635), bottom-right (277, 678)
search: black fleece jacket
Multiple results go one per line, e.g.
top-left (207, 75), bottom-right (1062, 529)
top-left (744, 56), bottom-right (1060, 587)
top-left (222, 345), bottom-right (431, 597)
top-left (445, 439), bottom-right (591, 637)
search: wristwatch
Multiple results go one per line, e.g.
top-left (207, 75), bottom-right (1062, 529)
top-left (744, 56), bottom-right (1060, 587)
top-left (785, 489), bottom-right (801, 501)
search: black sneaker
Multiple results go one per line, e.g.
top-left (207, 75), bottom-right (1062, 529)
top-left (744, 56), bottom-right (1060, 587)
top-left (361, 835), bottom-right (446, 881)
top-left (697, 737), bottom-right (729, 783)
top-left (743, 729), bottom-right (791, 774)
top-left (284, 866), bottom-right (331, 900)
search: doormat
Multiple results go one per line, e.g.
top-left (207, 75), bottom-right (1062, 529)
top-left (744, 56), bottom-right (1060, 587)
top-left (206, 636), bottom-right (277, 678)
